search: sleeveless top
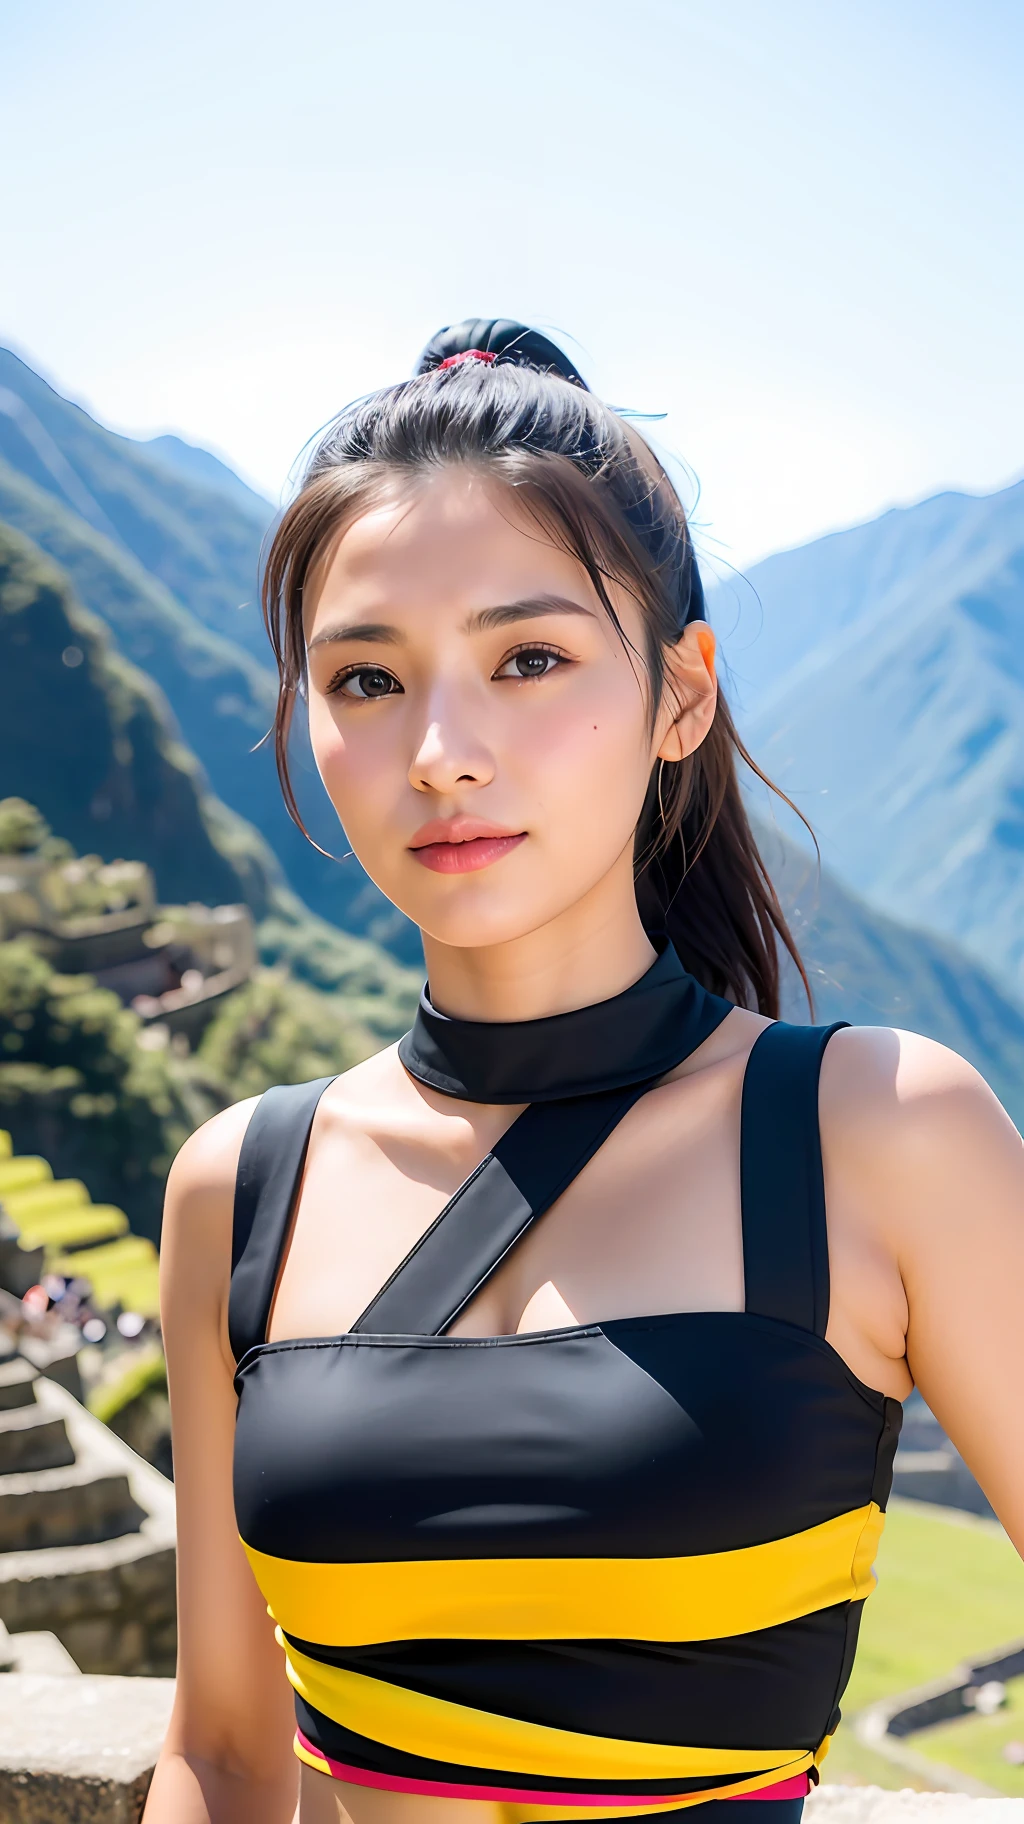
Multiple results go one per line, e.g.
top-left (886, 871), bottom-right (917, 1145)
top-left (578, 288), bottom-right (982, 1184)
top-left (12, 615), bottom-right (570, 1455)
top-left (230, 963), bottom-right (902, 1822)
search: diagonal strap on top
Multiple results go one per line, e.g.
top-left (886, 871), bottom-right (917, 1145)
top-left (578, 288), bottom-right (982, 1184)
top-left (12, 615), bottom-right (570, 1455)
top-left (352, 1080), bottom-right (654, 1337)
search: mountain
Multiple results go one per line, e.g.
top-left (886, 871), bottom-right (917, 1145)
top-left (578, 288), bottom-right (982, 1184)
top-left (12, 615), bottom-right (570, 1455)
top-left (0, 347), bottom-right (272, 665)
top-left (141, 433), bottom-right (274, 518)
top-left (763, 821), bottom-right (1024, 1130)
top-left (712, 478), bottom-right (1024, 997)
top-left (6, 341), bottom-right (1022, 1035)
top-left (3, 494), bottom-right (1022, 1127)
top-left (0, 521), bottom-right (420, 1033)
top-left (0, 405), bottom-right (416, 959)
top-left (0, 520), bottom-right (271, 913)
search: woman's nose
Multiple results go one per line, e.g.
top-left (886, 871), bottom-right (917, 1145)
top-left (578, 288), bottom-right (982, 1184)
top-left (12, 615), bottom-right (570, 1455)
top-left (408, 703), bottom-right (496, 795)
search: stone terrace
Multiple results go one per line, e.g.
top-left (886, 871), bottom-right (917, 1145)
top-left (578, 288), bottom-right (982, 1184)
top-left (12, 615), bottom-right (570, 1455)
top-left (0, 1350), bottom-right (175, 1677)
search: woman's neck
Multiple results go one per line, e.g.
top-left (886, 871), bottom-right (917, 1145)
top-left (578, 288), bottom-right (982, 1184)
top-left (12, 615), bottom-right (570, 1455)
top-left (420, 874), bottom-right (658, 1024)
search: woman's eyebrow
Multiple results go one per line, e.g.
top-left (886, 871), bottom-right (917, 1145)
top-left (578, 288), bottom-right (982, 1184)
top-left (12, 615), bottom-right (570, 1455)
top-left (308, 597), bottom-right (596, 651)
top-left (467, 595), bottom-right (597, 632)
top-left (307, 621), bottom-right (404, 651)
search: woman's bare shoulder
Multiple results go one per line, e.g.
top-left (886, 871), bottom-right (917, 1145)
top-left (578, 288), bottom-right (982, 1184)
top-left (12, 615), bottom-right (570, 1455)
top-left (818, 1024), bottom-right (1022, 1248)
top-left (160, 1099), bottom-right (262, 1334)
top-left (167, 1096), bottom-right (260, 1203)
top-left (819, 1023), bottom-right (1016, 1146)
top-left (687, 1013), bottom-right (1019, 1195)
top-left (163, 1048), bottom-right (405, 1265)
top-left (663, 1009), bottom-right (1012, 1166)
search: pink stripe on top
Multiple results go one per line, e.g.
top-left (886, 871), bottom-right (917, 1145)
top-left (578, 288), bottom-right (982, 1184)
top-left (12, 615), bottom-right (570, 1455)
top-left (294, 1731), bottom-right (809, 1807)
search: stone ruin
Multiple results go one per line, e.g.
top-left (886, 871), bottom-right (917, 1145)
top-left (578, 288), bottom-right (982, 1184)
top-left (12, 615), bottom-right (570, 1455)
top-left (0, 1344), bottom-right (175, 1676)
top-left (0, 1332), bottom-right (176, 1819)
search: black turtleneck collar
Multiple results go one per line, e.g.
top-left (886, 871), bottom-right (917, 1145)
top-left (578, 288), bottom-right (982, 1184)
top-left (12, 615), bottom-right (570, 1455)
top-left (398, 945), bottom-right (734, 1105)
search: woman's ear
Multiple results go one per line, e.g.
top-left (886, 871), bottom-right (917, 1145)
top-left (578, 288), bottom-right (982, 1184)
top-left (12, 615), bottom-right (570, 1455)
top-left (656, 621), bottom-right (718, 763)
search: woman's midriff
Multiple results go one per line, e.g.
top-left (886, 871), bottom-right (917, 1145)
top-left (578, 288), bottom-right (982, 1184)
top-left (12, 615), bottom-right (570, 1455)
top-left (302, 1766), bottom-right (559, 1823)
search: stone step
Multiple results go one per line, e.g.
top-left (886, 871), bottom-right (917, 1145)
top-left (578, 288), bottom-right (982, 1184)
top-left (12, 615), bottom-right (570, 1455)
top-left (0, 1405), bottom-right (75, 1476)
top-left (0, 1526), bottom-right (177, 1676)
top-left (0, 1377), bottom-right (177, 1677)
top-left (17, 1332), bottom-right (83, 1404)
top-left (0, 1360), bottom-right (38, 1413)
top-left (0, 1462), bottom-right (144, 1552)
top-left (0, 1670), bottom-right (174, 1821)
top-left (0, 1618), bottom-right (79, 1676)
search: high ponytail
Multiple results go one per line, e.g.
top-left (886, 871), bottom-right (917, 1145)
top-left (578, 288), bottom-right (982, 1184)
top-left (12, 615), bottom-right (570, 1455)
top-left (262, 317), bottom-right (810, 1017)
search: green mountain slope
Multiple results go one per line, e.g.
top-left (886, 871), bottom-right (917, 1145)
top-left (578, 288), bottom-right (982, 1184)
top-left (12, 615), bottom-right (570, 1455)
top-left (0, 520), bottom-right (271, 911)
top-left (0, 346), bottom-right (272, 663)
top-left (0, 457), bottom-right (416, 958)
top-left (141, 432), bottom-right (274, 518)
top-left (0, 522), bottom-right (421, 1032)
top-left (0, 348), bottom-right (419, 954)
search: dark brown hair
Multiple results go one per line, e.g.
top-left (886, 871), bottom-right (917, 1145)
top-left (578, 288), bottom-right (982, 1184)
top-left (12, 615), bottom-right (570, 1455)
top-left (262, 319), bottom-right (810, 1016)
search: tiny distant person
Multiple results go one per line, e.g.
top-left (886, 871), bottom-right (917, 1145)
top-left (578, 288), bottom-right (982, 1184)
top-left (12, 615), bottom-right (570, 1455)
top-left (145, 322), bottom-right (1024, 1824)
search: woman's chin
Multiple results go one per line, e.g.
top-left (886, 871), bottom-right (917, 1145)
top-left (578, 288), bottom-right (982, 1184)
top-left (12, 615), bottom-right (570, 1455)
top-left (415, 912), bottom-right (552, 953)
top-left (358, 845), bottom-right (619, 956)
top-left (405, 886), bottom-right (573, 955)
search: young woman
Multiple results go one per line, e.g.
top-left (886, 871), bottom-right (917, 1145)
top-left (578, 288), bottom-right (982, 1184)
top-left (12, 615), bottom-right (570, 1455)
top-left (145, 320), bottom-right (1024, 1824)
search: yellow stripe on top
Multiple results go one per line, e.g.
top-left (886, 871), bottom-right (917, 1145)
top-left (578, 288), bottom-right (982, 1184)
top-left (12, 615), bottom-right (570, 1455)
top-left (283, 1634), bottom-right (815, 1786)
top-left (244, 1500), bottom-right (883, 1646)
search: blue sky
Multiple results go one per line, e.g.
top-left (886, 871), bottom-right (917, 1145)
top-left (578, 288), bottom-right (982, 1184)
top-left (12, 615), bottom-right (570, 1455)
top-left (1, 0), bottom-right (1021, 567)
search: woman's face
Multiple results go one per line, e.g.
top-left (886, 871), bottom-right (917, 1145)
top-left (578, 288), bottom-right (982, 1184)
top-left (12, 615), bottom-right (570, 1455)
top-left (303, 467), bottom-right (713, 954)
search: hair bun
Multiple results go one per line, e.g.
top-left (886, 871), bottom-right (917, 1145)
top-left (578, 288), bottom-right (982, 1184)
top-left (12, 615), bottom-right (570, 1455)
top-left (415, 318), bottom-right (589, 389)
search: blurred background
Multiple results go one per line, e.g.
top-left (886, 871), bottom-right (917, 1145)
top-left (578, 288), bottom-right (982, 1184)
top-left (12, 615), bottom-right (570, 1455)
top-left (0, 0), bottom-right (1022, 1798)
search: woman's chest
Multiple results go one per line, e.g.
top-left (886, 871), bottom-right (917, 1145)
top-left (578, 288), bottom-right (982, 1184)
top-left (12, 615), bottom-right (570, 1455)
top-left (268, 1068), bottom-right (747, 1347)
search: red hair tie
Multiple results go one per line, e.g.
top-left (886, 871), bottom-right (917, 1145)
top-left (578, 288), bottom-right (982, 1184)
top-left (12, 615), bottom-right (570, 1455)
top-left (436, 349), bottom-right (497, 370)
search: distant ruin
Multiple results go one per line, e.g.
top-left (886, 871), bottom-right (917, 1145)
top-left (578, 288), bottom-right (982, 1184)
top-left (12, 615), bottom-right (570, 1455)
top-left (0, 846), bottom-right (255, 1045)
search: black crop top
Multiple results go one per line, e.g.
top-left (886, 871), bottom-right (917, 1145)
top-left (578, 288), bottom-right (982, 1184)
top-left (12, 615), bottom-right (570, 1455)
top-left (229, 957), bottom-right (902, 1820)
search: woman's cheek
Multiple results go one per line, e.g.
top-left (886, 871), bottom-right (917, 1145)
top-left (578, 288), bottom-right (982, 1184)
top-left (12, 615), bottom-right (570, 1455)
top-left (309, 707), bottom-right (386, 836)
top-left (523, 694), bottom-right (648, 823)
top-left (308, 708), bottom-right (348, 798)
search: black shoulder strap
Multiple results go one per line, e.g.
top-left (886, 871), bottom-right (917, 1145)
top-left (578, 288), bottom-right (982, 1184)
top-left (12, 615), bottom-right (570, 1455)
top-left (228, 1077), bottom-right (336, 1365)
top-left (353, 1081), bottom-right (651, 1337)
top-left (740, 1022), bottom-right (848, 1338)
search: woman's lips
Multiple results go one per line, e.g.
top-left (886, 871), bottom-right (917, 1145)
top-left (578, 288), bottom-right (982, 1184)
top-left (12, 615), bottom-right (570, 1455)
top-left (411, 833), bottom-right (526, 874)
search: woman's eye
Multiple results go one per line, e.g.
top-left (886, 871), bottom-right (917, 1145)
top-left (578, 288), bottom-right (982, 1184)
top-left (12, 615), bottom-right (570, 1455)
top-left (331, 667), bottom-right (402, 700)
top-left (495, 647), bottom-right (565, 681)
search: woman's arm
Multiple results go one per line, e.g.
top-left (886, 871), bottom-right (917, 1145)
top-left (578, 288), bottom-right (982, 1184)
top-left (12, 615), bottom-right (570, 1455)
top-left (143, 1104), bottom-right (299, 1824)
top-left (823, 1027), bottom-right (1024, 1550)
